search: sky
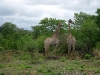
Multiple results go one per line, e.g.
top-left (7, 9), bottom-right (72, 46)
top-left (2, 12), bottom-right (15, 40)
top-left (0, 0), bottom-right (100, 30)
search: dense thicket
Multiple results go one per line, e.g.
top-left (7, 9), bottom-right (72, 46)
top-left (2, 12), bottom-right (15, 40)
top-left (0, 9), bottom-right (100, 57)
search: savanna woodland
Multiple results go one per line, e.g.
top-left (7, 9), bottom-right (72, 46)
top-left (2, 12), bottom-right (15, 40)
top-left (0, 9), bottom-right (100, 75)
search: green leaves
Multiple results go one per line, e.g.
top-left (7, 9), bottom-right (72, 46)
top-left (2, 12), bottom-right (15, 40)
top-left (96, 8), bottom-right (100, 28)
top-left (74, 11), bottom-right (99, 54)
top-left (0, 10), bottom-right (100, 57)
top-left (32, 17), bottom-right (66, 39)
top-left (1, 22), bottom-right (17, 38)
top-left (74, 12), bottom-right (93, 29)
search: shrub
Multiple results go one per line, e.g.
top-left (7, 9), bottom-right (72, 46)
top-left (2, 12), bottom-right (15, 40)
top-left (35, 35), bottom-right (46, 53)
top-left (37, 68), bottom-right (44, 73)
top-left (0, 73), bottom-right (5, 75)
top-left (95, 42), bottom-right (100, 50)
top-left (0, 64), bottom-right (4, 68)
top-left (84, 54), bottom-right (91, 59)
top-left (38, 57), bottom-right (44, 63)
top-left (60, 57), bottom-right (66, 62)
top-left (0, 47), bottom-right (4, 51)
top-left (76, 40), bottom-right (85, 50)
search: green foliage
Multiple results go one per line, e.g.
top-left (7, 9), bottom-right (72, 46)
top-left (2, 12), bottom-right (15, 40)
top-left (35, 35), bottom-right (46, 53)
top-left (0, 50), bottom-right (100, 75)
top-left (0, 22), bottom-right (33, 51)
top-left (37, 68), bottom-right (44, 73)
top-left (0, 11), bottom-right (100, 57)
top-left (0, 73), bottom-right (5, 75)
top-left (60, 57), bottom-right (66, 62)
top-left (57, 34), bottom-right (68, 54)
top-left (1, 22), bottom-right (17, 38)
top-left (96, 8), bottom-right (100, 28)
top-left (37, 57), bottom-right (44, 63)
top-left (74, 12), bottom-right (92, 28)
top-left (74, 11), bottom-right (99, 54)
top-left (76, 40), bottom-right (85, 50)
top-left (80, 20), bottom-right (98, 52)
top-left (0, 47), bottom-right (4, 51)
top-left (95, 42), bottom-right (100, 50)
top-left (32, 17), bottom-right (66, 39)
top-left (0, 64), bottom-right (4, 68)
top-left (84, 54), bottom-right (91, 59)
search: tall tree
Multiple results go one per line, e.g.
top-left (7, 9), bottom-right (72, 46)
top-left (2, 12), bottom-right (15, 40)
top-left (74, 12), bottom-right (93, 29)
top-left (0, 22), bottom-right (18, 49)
top-left (31, 17), bottom-right (66, 39)
top-left (1, 22), bottom-right (17, 39)
top-left (95, 8), bottom-right (100, 43)
top-left (74, 12), bottom-right (99, 54)
top-left (96, 8), bottom-right (100, 28)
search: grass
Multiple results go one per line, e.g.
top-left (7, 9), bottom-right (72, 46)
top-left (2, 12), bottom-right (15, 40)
top-left (0, 51), bottom-right (100, 75)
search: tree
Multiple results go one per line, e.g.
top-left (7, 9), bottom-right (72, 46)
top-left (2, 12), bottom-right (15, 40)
top-left (0, 22), bottom-right (33, 51)
top-left (0, 22), bottom-right (18, 50)
top-left (74, 12), bottom-right (94, 29)
top-left (96, 8), bottom-right (100, 28)
top-left (1, 22), bottom-right (17, 39)
top-left (31, 17), bottom-right (66, 39)
top-left (74, 12), bottom-right (99, 55)
top-left (80, 19), bottom-right (98, 52)
top-left (31, 17), bottom-right (68, 55)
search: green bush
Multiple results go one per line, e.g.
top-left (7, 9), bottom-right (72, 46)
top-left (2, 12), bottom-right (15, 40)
top-left (76, 40), bottom-right (85, 50)
top-left (0, 64), bottom-right (4, 68)
top-left (35, 35), bottom-right (46, 53)
top-left (38, 57), bottom-right (44, 63)
top-left (60, 57), bottom-right (66, 62)
top-left (57, 34), bottom-right (68, 54)
top-left (95, 42), bottom-right (100, 50)
top-left (0, 47), bottom-right (4, 51)
top-left (84, 54), bottom-right (91, 59)
top-left (38, 68), bottom-right (45, 73)
top-left (0, 73), bottom-right (5, 75)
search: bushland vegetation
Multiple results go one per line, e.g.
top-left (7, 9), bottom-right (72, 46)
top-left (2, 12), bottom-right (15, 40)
top-left (0, 9), bottom-right (100, 75)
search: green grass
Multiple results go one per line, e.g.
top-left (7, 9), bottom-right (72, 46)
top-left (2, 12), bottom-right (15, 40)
top-left (0, 51), bottom-right (100, 75)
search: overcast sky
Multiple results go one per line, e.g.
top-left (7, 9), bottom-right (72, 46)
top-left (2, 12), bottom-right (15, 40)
top-left (0, 0), bottom-right (100, 30)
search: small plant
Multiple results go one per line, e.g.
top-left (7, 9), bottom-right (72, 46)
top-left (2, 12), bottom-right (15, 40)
top-left (73, 60), bottom-right (79, 64)
top-left (19, 64), bottom-right (26, 69)
top-left (38, 57), bottom-right (44, 63)
top-left (94, 70), bottom-right (100, 74)
top-left (37, 68), bottom-right (45, 73)
top-left (46, 68), bottom-right (52, 73)
top-left (25, 65), bottom-right (33, 68)
top-left (60, 57), bottom-right (66, 62)
top-left (27, 41), bottom-right (35, 64)
top-left (0, 73), bottom-right (5, 75)
top-left (94, 68), bottom-right (100, 74)
top-left (9, 65), bottom-right (12, 67)
top-left (81, 65), bottom-right (85, 69)
top-left (84, 54), bottom-right (91, 59)
top-left (20, 54), bottom-right (30, 60)
top-left (0, 64), bottom-right (4, 68)
top-left (56, 72), bottom-right (62, 75)
top-left (0, 47), bottom-right (4, 51)
top-left (83, 73), bottom-right (87, 75)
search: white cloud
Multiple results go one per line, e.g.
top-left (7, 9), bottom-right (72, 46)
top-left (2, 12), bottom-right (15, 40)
top-left (0, 0), bottom-right (100, 30)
